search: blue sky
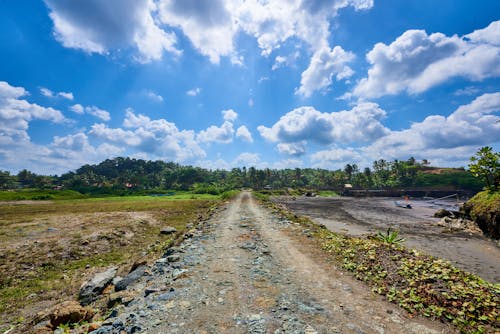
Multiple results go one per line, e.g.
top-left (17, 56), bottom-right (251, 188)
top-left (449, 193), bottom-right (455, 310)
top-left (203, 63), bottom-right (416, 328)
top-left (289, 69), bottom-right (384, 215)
top-left (0, 0), bottom-right (499, 175)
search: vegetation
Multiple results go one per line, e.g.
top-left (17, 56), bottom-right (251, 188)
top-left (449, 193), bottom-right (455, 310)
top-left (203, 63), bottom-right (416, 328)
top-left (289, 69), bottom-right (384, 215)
top-left (375, 228), bottom-right (405, 245)
top-left (469, 146), bottom-right (500, 192)
top-left (463, 191), bottom-right (500, 239)
top-left (0, 156), bottom-right (484, 199)
top-left (262, 198), bottom-right (500, 333)
top-left (0, 196), bottom-right (218, 330)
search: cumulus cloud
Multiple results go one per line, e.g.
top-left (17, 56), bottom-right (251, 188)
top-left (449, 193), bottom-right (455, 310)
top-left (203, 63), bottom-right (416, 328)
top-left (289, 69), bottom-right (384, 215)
top-left (40, 87), bottom-right (74, 100)
top-left (0, 81), bottom-right (67, 146)
top-left (296, 45), bottom-right (354, 97)
top-left (310, 147), bottom-right (364, 169)
top-left (277, 142), bottom-right (307, 156)
top-left (186, 87), bottom-right (201, 96)
top-left (233, 152), bottom-right (260, 166)
top-left (258, 103), bottom-right (389, 155)
top-left (44, 0), bottom-right (179, 62)
top-left (222, 109), bottom-right (238, 121)
top-left (157, 0), bottom-right (236, 64)
top-left (69, 104), bottom-right (84, 114)
top-left (70, 104), bottom-right (110, 121)
top-left (236, 125), bottom-right (253, 143)
top-left (353, 21), bottom-right (500, 98)
top-left (272, 51), bottom-right (300, 70)
top-left (197, 121), bottom-right (235, 144)
top-left (363, 92), bottom-right (500, 164)
top-left (89, 109), bottom-right (206, 162)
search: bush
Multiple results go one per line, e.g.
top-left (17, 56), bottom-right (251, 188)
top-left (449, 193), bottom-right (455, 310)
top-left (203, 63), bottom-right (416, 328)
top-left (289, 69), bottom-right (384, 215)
top-left (463, 191), bottom-right (500, 239)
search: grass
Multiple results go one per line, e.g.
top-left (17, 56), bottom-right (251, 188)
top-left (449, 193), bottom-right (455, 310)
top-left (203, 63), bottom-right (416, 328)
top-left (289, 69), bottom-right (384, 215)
top-left (317, 190), bottom-right (339, 197)
top-left (464, 190), bottom-right (500, 239)
top-left (0, 195), bottom-right (220, 331)
top-left (260, 195), bottom-right (500, 334)
top-left (0, 189), bottom-right (86, 201)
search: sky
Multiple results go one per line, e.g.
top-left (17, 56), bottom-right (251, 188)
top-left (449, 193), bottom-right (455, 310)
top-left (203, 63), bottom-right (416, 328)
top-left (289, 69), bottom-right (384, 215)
top-left (0, 0), bottom-right (499, 175)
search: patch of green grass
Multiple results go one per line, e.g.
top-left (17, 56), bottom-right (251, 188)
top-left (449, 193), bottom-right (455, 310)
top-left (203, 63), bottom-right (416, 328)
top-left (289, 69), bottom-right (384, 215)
top-left (0, 189), bottom-right (86, 201)
top-left (317, 190), bottom-right (339, 197)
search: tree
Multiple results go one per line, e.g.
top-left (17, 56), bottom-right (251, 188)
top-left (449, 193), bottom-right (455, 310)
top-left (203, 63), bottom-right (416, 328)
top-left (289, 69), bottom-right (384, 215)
top-left (469, 146), bottom-right (500, 192)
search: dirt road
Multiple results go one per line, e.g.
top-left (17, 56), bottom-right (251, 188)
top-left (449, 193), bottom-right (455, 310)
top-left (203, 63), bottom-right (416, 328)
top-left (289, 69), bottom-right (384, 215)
top-left (97, 192), bottom-right (451, 333)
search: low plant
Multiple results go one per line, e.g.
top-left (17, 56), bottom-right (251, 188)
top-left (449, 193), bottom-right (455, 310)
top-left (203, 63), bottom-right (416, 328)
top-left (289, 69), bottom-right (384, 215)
top-left (375, 228), bottom-right (405, 244)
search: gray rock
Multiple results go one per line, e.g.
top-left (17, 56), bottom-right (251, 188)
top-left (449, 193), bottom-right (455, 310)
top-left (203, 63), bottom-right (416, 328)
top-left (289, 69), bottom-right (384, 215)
top-left (160, 226), bottom-right (177, 235)
top-left (89, 326), bottom-right (114, 334)
top-left (79, 267), bottom-right (118, 305)
top-left (167, 254), bottom-right (181, 262)
top-left (115, 265), bottom-right (147, 292)
top-left (172, 268), bottom-right (188, 279)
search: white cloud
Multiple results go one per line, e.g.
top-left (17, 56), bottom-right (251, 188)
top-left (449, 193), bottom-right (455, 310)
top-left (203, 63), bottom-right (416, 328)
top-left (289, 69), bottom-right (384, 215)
top-left (145, 91), bottom-right (164, 102)
top-left (70, 104), bottom-right (110, 121)
top-left (70, 104), bottom-right (84, 114)
top-left (272, 51), bottom-right (300, 70)
top-left (186, 87), bottom-right (201, 96)
top-left (40, 87), bottom-right (54, 98)
top-left (363, 92), bottom-right (500, 164)
top-left (222, 109), bottom-right (238, 121)
top-left (0, 81), bottom-right (67, 146)
top-left (258, 103), bottom-right (389, 154)
top-left (236, 125), bottom-right (253, 143)
top-left (277, 141), bottom-right (307, 156)
top-left (296, 45), bottom-right (354, 97)
top-left (89, 109), bottom-right (206, 162)
top-left (454, 86), bottom-right (480, 96)
top-left (40, 87), bottom-right (74, 100)
top-left (86, 106), bottom-right (111, 121)
top-left (310, 147), bottom-right (363, 169)
top-left (233, 152), bottom-right (260, 166)
top-left (197, 121), bottom-right (235, 144)
top-left (353, 21), bottom-right (500, 98)
top-left (157, 0), bottom-right (372, 64)
top-left (45, 0), bottom-right (180, 62)
top-left (157, 0), bottom-right (236, 64)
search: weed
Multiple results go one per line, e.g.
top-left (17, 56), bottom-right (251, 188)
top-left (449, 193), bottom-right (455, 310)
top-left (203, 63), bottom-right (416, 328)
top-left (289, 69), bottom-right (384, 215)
top-left (376, 228), bottom-right (405, 244)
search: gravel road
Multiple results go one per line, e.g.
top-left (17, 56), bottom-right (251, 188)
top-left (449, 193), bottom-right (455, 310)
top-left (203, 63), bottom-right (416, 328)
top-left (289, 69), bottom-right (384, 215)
top-left (94, 192), bottom-right (452, 334)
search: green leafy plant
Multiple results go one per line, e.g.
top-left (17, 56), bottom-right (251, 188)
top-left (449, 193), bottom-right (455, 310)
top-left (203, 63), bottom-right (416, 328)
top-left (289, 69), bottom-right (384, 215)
top-left (376, 228), bottom-right (405, 244)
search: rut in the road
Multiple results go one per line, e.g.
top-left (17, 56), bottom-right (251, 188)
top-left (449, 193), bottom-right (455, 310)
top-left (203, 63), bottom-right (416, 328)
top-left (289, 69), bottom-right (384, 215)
top-left (94, 192), bottom-right (452, 334)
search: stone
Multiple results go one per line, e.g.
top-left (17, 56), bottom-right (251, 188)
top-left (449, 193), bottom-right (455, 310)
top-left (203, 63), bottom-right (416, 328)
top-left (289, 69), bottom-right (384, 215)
top-left (160, 226), bottom-right (177, 235)
top-left (434, 209), bottom-right (452, 218)
top-left (115, 265), bottom-right (147, 292)
top-left (167, 254), bottom-right (181, 262)
top-left (48, 301), bottom-right (94, 328)
top-left (79, 267), bottom-right (118, 305)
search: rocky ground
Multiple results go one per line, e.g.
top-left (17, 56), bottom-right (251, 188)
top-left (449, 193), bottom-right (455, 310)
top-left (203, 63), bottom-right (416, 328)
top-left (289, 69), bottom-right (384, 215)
top-left (78, 192), bottom-right (452, 334)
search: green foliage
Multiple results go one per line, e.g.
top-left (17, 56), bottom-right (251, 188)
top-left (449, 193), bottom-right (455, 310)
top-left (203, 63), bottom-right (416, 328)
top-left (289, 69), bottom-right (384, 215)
top-left (319, 230), bottom-right (499, 333)
top-left (469, 146), bottom-right (500, 191)
top-left (464, 190), bottom-right (500, 239)
top-left (220, 190), bottom-right (240, 200)
top-left (376, 228), bottom-right (405, 244)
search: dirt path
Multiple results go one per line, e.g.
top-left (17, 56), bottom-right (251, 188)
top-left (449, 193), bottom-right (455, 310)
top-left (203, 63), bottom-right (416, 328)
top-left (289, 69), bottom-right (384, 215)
top-left (96, 191), bottom-right (452, 333)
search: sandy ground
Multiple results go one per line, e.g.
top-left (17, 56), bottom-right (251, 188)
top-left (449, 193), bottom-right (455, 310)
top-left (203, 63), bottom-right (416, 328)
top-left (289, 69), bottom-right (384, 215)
top-left (113, 191), bottom-right (452, 333)
top-left (273, 196), bottom-right (500, 283)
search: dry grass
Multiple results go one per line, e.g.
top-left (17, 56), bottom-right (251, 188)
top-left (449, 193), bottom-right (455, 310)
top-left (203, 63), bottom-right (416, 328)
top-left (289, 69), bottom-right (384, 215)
top-left (0, 197), bottom-right (217, 331)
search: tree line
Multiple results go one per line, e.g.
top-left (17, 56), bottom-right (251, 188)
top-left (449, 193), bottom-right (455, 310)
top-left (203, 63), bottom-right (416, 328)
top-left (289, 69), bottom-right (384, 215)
top-left (0, 156), bottom-right (484, 194)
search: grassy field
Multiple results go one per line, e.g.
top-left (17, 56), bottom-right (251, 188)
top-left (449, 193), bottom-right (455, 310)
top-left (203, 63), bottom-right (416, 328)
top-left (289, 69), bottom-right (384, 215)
top-left (0, 194), bottom-right (221, 331)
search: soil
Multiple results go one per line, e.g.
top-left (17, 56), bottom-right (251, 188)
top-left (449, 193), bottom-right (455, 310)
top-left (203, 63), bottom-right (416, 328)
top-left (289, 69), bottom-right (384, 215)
top-left (99, 191), bottom-right (453, 333)
top-left (273, 196), bottom-right (500, 283)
